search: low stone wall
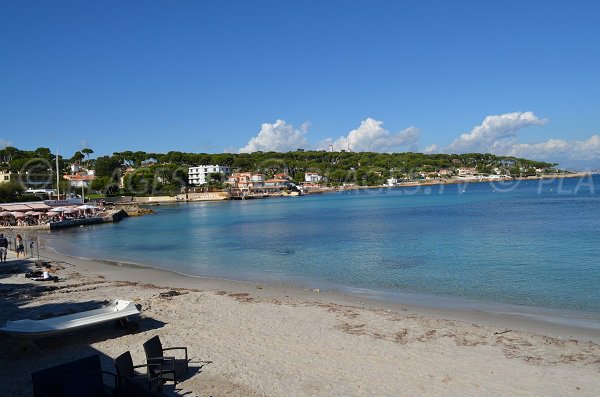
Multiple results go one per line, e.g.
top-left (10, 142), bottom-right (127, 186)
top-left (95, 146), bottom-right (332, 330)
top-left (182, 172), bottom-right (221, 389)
top-left (178, 192), bottom-right (228, 201)
top-left (94, 196), bottom-right (134, 204)
top-left (132, 196), bottom-right (178, 203)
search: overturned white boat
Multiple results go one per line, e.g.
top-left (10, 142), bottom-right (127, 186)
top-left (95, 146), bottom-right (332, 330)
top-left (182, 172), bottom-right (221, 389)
top-left (0, 299), bottom-right (140, 337)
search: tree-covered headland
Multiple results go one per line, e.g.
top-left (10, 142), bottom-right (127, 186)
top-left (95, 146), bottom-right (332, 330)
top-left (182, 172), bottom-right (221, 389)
top-left (0, 146), bottom-right (558, 200)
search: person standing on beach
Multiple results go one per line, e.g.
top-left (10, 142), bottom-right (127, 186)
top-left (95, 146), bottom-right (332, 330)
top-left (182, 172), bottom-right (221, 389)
top-left (0, 234), bottom-right (8, 263)
top-left (15, 234), bottom-right (24, 259)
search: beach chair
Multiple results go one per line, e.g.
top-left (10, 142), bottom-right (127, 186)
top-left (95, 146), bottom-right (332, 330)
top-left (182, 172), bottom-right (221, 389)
top-left (114, 351), bottom-right (168, 396)
top-left (143, 335), bottom-right (189, 384)
top-left (31, 354), bottom-right (116, 397)
top-left (121, 377), bottom-right (164, 397)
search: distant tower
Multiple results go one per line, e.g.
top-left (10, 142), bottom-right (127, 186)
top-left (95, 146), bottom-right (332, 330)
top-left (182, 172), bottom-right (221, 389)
top-left (347, 142), bottom-right (351, 152)
top-left (329, 144), bottom-right (333, 152)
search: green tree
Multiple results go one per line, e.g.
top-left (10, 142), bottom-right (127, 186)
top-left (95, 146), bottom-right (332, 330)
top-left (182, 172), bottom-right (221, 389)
top-left (71, 151), bottom-right (85, 164)
top-left (81, 148), bottom-right (94, 163)
top-left (206, 172), bottom-right (225, 189)
top-left (94, 156), bottom-right (122, 178)
top-left (91, 176), bottom-right (119, 195)
top-left (0, 181), bottom-right (25, 202)
top-left (124, 168), bottom-right (155, 195)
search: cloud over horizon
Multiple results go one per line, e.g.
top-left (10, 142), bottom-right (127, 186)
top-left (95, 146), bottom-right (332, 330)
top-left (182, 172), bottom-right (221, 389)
top-left (318, 118), bottom-right (420, 152)
top-left (0, 139), bottom-right (12, 149)
top-left (238, 118), bottom-right (420, 154)
top-left (236, 113), bottom-right (600, 169)
top-left (239, 120), bottom-right (309, 153)
top-left (424, 111), bottom-right (600, 167)
top-left (446, 111), bottom-right (548, 153)
top-left (508, 135), bottom-right (600, 163)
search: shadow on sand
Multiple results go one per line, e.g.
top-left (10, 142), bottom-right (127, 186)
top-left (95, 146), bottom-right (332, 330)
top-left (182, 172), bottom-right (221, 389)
top-left (0, 258), bottom-right (206, 396)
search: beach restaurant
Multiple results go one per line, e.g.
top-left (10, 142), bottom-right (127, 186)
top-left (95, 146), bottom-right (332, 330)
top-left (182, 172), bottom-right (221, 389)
top-left (0, 202), bottom-right (102, 227)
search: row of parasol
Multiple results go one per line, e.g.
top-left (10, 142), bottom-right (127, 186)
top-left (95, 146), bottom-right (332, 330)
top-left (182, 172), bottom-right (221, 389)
top-left (0, 204), bottom-right (101, 219)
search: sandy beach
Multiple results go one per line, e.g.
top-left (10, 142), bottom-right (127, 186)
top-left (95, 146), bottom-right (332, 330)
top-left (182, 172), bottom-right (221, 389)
top-left (1, 247), bottom-right (599, 397)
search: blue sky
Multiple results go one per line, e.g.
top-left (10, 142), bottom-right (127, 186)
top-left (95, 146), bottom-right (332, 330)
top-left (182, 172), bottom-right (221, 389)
top-left (1, 0), bottom-right (599, 168)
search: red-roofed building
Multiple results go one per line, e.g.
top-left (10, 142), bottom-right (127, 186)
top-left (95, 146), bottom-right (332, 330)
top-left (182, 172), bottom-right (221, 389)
top-left (274, 173), bottom-right (291, 180)
top-left (63, 173), bottom-right (95, 188)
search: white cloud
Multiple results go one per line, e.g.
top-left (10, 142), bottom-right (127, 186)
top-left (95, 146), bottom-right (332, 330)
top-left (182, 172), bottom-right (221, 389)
top-left (423, 111), bottom-right (600, 168)
top-left (0, 139), bottom-right (12, 148)
top-left (239, 120), bottom-right (309, 153)
top-left (508, 135), bottom-right (600, 162)
top-left (447, 111), bottom-right (547, 153)
top-left (424, 144), bottom-right (439, 154)
top-left (320, 118), bottom-right (420, 152)
top-left (236, 113), bottom-right (600, 168)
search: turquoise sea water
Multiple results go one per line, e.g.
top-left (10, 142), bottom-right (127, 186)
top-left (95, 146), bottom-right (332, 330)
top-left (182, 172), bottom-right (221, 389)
top-left (43, 175), bottom-right (600, 315)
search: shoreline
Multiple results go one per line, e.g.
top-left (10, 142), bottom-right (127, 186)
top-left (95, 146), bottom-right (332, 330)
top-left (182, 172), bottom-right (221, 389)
top-left (2, 247), bottom-right (599, 395)
top-left (36, 246), bottom-right (600, 344)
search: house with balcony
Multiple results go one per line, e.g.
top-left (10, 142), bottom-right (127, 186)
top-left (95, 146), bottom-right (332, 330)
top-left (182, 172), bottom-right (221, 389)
top-left (263, 177), bottom-right (294, 193)
top-left (226, 172), bottom-right (264, 190)
top-left (305, 172), bottom-right (322, 183)
top-left (457, 168), bottom-right (477, 178)
top-left (188, 165), bottom-right (232, 186)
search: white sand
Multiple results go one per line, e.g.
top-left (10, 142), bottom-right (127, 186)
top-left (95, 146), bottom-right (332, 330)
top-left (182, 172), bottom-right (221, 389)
top-left (0, 249), bottom-right (599, 396)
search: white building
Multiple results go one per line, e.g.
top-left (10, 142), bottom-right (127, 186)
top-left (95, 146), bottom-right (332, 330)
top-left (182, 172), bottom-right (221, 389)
top-left (0, 170), bottom-right (15, 184)
top-left (305, 172), bottom-right (322, 183)
top-left (457, 168), bottom-right (477, 177)
top-left (63, 173), bottom-right (95, 188)
top-left (188, 165), bottom-right (232, 186)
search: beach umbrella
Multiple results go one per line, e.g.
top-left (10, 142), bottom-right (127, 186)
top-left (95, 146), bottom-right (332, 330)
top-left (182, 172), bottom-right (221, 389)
top-left (25, 211), bottom-right (40, 216)
top-left (11, 212), bottom-right (25, 218)
top-left (0, 211), bottom-right (14, 217)
top-left (46, 211), bottom-right (59, 216)
top-left (63, 208), bottom-right (78, 214)
top-left (51, 206), bottom-right (72, 212)
top-left (77, 204), bottom-right (100, 210)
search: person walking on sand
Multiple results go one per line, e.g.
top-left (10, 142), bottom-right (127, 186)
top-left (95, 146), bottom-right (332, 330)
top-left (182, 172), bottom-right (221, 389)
top-left (15, 234), bottom-right (25, 258)
top-left (0, 233), bottom-right (8, 263)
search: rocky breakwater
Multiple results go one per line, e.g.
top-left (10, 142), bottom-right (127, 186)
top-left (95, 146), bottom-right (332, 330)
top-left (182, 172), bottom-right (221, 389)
top-left (113, 203), bottom-right (154, 217)
top-left (100, 203), bottom-right (153, 224)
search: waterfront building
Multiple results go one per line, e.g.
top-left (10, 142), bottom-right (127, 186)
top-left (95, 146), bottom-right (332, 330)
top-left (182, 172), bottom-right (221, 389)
top-left (264, 178), bottom-right (292, 192)
top-left (305, 172), bottom-right (322, 183)
top-left (188, 165), bottom-right (232, 186)
top-left (386, 178), bottom-right (398, 186)
top-left (458, 168), bottom-right (477, 178)
top-left (226, 173), bottom-right (264, 189)
top-left (226, 172), bottom-right (267, 196)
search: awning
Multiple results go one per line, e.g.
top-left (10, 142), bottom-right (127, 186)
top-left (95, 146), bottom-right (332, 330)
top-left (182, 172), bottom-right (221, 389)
top-left (0, 204), bottom-right (32, 211)
top-left (77, 205), bottom-right (100, 210)
top-left (26, 203), bottom-right (52, 210)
